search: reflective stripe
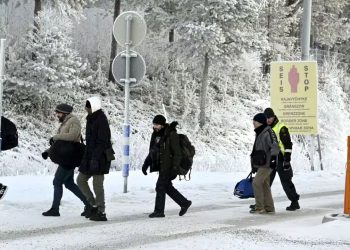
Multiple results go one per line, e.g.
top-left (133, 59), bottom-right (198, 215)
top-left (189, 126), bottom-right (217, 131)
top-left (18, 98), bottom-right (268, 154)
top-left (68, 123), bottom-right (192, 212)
top-left (285, 149), bottom-right (292, 153)
top-left (272, 122), bottom-right (286, 155)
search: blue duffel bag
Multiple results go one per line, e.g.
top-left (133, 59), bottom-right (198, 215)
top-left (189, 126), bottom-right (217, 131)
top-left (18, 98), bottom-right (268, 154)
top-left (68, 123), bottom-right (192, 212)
top-left (234, 172), bottom-right (254, 199)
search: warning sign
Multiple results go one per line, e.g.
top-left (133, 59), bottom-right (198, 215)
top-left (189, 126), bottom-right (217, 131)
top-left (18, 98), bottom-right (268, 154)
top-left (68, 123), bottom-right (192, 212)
top-left (270, 61), bottom-right (318, 135)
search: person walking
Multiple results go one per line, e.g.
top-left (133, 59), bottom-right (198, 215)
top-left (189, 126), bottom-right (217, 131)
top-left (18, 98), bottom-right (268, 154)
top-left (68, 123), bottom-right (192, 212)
top-left (77, 96), bottom-right (114, 222)
top-left (264, 107), bottom-right (300, 211)
top-left (42, 104), bottom-right (92, 217)
top-left (250, 113), bottom-right (280, 214)
top-left (142, 115), bottom-right (192, 218)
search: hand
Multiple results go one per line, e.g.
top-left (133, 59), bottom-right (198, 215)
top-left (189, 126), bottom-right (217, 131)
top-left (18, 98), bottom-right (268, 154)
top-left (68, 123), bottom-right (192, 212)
top-left (283, 161), bottom-right (291, 171)
top-left (142, 165), bottom-right (148, 175)
top-left (42, 151), bottom-right (49, 160)
top-left (49, 137), bottom-right (54, 146)
top-left (251, 167), bottom-right (258, 174)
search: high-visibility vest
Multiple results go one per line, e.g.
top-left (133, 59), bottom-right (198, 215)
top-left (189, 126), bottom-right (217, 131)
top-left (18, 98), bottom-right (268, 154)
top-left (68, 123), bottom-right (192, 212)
top-left (272, 121), bottom-right (286, 155)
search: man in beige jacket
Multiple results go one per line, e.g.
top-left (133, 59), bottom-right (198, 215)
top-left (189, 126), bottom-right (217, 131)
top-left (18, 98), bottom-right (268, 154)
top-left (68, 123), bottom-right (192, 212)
top-left (42, 104), bottom-right (92, 217)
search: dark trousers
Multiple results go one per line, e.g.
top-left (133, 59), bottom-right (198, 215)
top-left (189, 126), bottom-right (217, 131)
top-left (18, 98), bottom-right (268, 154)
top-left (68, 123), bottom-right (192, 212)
top-left (154, 176), bottom-right (189, 213)
top-left (270, 163), bottom-right (300, 202)
top-left (52, 165), bottom-right (89, 210)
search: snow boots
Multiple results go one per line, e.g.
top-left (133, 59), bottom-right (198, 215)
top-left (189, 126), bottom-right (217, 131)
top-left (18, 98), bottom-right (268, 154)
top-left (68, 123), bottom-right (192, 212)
top-left (0, 184), bottom-right (7, 200)
top-left (81, 205), bottom-right (97, 218)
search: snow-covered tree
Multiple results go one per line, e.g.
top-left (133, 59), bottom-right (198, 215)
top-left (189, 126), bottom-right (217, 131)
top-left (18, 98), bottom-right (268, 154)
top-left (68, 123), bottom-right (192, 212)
top-left (5, 8), bottom-right (90, 116)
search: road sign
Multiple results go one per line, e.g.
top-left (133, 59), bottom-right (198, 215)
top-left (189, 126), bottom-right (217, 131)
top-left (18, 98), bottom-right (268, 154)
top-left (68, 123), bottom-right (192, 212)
top-left (111, 50), bottom-right (146, 87)
top-left (113, 11), bottom-right (147, 48)
top-left (270, 61), bottom-right (318, 135)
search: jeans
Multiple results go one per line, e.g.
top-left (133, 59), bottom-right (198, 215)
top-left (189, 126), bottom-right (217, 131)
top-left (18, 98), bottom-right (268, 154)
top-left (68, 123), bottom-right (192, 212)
top-left (52, 165), bottom-right (89, 210)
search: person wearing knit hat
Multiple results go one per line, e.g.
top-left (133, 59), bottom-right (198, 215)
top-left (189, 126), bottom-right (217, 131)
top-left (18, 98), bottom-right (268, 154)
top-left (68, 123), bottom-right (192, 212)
top-left (152, 115), bottom-right (166, 125)
top-left (263, 107), bottom-right (300, 211)
top-left (253, 113), bottom-right (267, 125)
top-left (250, 113), bottom-right (279, 214)
top-left (41, 104), bottom-right (92, 217)
top-left (142, 115), bottom-right (192, 218)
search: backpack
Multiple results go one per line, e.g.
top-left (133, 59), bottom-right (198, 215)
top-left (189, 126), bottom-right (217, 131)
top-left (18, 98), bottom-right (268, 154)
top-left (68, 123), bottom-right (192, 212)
top-left (233, 172), bottom-right (255, 199)
top-left (178, 134), bottom-right (195, 180)
top-left (1, 116), bottom-right (19, 151)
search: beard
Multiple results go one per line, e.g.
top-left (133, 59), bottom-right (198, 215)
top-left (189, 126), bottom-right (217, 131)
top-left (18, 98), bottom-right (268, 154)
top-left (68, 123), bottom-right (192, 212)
top-left (153, 127), bottom-right (165, 136)
top-left (58, 115), bottom-right (66, 123)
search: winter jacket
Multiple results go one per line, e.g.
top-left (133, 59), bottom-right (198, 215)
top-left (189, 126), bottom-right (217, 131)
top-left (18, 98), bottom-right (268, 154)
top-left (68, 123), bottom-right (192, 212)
top-left (143, 122), bottom-right (182, 179)
top-left (53, 114), bottom-right (81, 142)
top-left (79, 97), bottom-right (112, 175)
top-left (251, 125), bottom-right (280, 169)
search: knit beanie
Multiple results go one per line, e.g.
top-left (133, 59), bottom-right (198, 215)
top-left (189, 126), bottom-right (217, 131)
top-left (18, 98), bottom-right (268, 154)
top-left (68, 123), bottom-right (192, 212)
top-left (264, 108), bottom-right (275, 118)
top-left (152, 115), bottom-right (166, 125)
top-left (253, 113), bottom-right (267, 125)
top-left (55, 104), bottom-right (73, 114)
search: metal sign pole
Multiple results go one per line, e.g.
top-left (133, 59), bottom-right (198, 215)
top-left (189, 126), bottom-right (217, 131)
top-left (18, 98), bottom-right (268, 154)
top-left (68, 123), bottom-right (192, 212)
top-left (122, 15), bottom-right (133, 193)
top-left (0, 39), bottom-right (6, 153)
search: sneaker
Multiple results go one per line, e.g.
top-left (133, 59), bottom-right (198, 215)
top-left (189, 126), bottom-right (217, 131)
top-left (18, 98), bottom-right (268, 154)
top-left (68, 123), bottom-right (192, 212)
top-left (149, 212), bottom-right (165, 218)
top-left (42, 208), bottom-right (60, 216)
top-left (179, 201), bottom-right (192, 216)
top-left (286, 201), bottom-right (300, 211)
top-left (89, 210), bottom-right (107, 221)
top-left (0, 185), bottom-right (8, 200)
top-left (250, 208), bottom-right (266, 214)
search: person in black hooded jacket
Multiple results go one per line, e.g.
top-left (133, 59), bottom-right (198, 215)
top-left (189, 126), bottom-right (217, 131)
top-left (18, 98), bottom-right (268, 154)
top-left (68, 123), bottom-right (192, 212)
top-left (142, 115), bottom-right (192, 218)
top-left (77, 96), bottom-right (114, 221)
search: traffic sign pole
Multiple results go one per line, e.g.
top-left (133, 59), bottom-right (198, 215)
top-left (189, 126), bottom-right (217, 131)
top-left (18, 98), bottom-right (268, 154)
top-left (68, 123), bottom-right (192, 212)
top-left (0, 39), bottom-right (6, 153)
top-left (122, 15), bottom-right (132, 193)
top-left (112, 11), bottom-right (147, 193)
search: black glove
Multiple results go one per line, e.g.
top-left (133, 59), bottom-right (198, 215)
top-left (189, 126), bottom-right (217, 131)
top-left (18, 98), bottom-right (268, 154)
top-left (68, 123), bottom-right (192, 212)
top-left (89, 160), bottom-right (99, 173)
top-left (49, 137), bottom-right (54, 146)
top-left (284, 152), bottom-right (291, 162)
top-left (283, 161), bottom-right (291, 171)
top-left (42, 151), bottom-right (49, 160)
top-left (270, 156), bottom-right (277, 170)
top-left (251, 167), bottom-right (258, 174)
top-left (142, 165), bottom-right (148, 175)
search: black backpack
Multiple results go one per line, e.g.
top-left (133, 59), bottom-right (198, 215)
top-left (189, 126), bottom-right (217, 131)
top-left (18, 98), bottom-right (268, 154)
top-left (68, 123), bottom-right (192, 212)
top-left (178, 134), bottom-right (195, 180)
top-left (1, 116), bottom-right (19, 151)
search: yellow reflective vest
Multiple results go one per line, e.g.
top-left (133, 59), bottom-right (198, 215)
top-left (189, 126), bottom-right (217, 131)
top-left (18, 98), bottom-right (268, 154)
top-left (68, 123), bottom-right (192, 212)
top-left (272, 121), bottom-right (286, 155)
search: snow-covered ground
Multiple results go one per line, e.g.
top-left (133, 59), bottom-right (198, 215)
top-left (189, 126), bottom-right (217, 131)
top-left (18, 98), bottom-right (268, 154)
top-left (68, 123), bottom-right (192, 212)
top-left (0, 170), bottom-right (349, 249)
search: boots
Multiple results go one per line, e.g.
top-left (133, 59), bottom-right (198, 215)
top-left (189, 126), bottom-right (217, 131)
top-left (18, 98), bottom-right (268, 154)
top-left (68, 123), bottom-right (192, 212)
top-left (149, 212), bottom-right (165, 218)
top-left (179, 201), bottom-right (192, 216)
top-left (81, 205), bottom-right (97, 218)
top-left (89, 210), bottom-right (107, 221)
top-left (42, 208), bottom-right (60, 216)
top-left (286, 201), bottom-right (300, 211)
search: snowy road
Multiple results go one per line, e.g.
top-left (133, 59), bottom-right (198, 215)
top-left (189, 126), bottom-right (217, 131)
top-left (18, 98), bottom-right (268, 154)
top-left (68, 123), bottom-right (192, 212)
top-left (1, 188), bottom-right (347, 250)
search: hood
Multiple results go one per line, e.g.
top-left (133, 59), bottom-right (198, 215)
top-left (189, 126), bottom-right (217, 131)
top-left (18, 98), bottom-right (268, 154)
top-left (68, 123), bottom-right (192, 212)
top-left (87, 96), bottom-right (102, 113)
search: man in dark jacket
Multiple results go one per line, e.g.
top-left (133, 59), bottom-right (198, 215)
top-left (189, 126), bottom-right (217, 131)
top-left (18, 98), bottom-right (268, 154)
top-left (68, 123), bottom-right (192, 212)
top-left (264, 107), bottom-right (300, 211)
top-left (142, 115), bottom-right (192, 218)
top-left (77, 96), bottom-right (114, 221)
top-left (0, 183), bottom-right (7, 200)
top-left (42, 104), bottom-right (92, 217)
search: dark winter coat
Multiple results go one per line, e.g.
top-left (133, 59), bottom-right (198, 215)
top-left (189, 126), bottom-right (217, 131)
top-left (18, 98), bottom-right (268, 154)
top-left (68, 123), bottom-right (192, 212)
top-left (79, 99), bottom-right (112, 175)
top-left (143, 122), bottom-right (182, 179)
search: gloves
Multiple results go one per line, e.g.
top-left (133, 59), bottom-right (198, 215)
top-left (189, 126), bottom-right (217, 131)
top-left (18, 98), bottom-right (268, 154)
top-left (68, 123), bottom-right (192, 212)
top-left (89, 160), bottom-right (99, 173)
top-left (49, 137), bottom-right (54, 146)
top-left (270, 156), bottom-right (277, 170)
top-left (142, 165), bottom-right (148, 175)
top-left (283, 161), bottom-right (291, 171)
top-left (251, 167), bottom-right (258, 174)
top-left (42, 151), bottom-right (49, 160)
